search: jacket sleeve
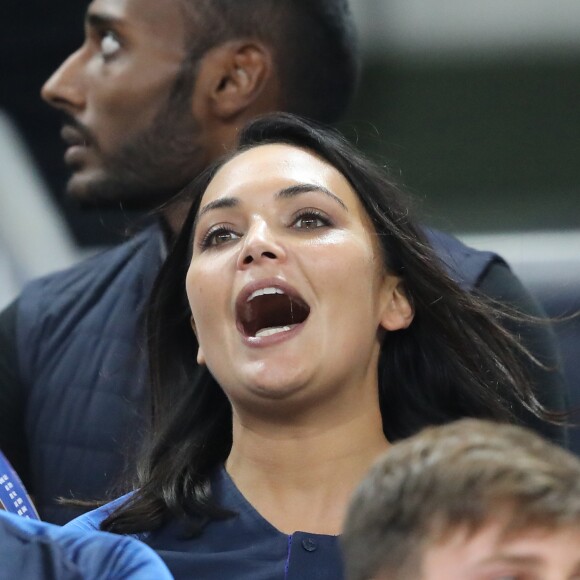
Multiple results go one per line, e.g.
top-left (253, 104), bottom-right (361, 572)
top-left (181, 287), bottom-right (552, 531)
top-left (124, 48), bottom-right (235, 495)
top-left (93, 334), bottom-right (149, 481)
top-left (67, 532), bottom-right (173, 579)
top-left (0, 300), bottom-right (31, 488)
top-left (477, 262), bottom-right (569, 448)
top-left (0, 510), bottom-right (172, 580)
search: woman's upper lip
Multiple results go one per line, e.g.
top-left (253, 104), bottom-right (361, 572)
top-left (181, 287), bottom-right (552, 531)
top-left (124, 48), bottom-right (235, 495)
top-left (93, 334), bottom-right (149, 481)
top-left (61, 125), bottom-right (90, 147)
top-left (235, 278), bottom-right (307, 312)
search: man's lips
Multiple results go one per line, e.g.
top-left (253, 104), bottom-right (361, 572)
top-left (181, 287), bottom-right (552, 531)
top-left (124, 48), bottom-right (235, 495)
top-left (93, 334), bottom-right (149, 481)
top-left (61, 125), bottom-right (91, 148)
top-left (61, 125), bottom-right (92, 166)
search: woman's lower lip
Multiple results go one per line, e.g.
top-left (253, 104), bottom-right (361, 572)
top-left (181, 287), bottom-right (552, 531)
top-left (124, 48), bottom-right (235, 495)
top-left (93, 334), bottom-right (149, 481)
top-left (241, 320), bottom-right (306, 347)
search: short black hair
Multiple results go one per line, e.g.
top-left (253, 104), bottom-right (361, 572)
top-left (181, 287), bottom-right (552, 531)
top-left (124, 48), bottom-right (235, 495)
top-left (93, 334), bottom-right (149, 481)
top-left (181, 0), bottom-right (360, 123)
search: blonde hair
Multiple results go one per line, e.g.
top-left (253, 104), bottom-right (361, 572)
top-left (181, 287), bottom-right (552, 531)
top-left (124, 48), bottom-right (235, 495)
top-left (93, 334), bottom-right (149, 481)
top-left (343, 419), bottom-right (580, 580)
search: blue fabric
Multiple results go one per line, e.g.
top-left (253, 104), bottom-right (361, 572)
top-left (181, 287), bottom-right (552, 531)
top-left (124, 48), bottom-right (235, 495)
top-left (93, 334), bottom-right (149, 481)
top-left (0, 450), bottom-right (39, 518)
top-left (423, 228), bottom-right (503, 290)
top-left (67, 467), bottom-right (344, 580)
top-left (0, 510), bottom-right (173, 579)
top-left (16, 225), bottom-right (165, 524)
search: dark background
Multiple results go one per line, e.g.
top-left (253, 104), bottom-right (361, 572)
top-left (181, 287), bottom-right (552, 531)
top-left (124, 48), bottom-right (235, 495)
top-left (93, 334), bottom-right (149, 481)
top-left (2, 1), bottom-right (579, 246)
top-left (345, 56), bottom-right (580, 234)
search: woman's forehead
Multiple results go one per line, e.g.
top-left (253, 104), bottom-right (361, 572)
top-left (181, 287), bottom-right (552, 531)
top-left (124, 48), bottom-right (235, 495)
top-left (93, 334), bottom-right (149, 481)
top-left (200, 143), bottom-right (356, 205)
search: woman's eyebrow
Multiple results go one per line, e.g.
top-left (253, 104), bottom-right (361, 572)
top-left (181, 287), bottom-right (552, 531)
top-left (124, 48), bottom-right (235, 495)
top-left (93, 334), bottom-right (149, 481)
top-left (197, 197), bottom-right (239, 221)
top-left (478, 554), bottom-right (541, 568)
top-left (197, 184), bottom-right (348, 222)
top-left (276, 183), bottom-right (348, 211)
top-left (193, 197), bottom-right (239, 232)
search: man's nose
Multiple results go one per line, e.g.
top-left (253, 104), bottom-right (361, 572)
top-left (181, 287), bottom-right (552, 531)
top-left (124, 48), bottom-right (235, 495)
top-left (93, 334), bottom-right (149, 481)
top-left (237, 221), bottom-right (286, 268)
top-left (41, 49), bottom-right (86, 112)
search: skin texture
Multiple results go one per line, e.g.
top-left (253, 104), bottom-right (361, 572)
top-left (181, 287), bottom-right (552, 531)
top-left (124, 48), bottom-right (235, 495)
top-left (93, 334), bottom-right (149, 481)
top-left (40, 0), bottom-right (203, 207)
top-left (187, 143), bottom-right (412, 420)
top-left (40, 0), bottom-right (279, 222)
top-left (185, 143), bottom-right (413, 535)
top-left (375, 520), bottom-right (580, 580)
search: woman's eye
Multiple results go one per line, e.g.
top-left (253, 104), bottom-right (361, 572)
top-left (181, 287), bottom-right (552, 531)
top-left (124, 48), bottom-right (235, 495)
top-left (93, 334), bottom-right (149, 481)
top-left (293, 212), bottom-right (329, 230)
top-left (201, 227), bottom-right (240, 248)
top-left (100, 31), bottom-right (121, 58)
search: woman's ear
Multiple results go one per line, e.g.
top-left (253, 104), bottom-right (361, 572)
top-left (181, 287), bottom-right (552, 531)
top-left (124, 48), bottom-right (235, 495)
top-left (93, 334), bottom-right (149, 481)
top-left (190, 316), bottom-right (206, 365)
top-left (379, 280), bottom-right (414, 331)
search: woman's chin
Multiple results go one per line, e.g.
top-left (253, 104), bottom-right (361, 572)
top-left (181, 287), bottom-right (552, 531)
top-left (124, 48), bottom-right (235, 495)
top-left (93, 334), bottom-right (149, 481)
top-left (224, 368), bottom-right (316, 417)
top-left (246, 374), bottom-right (309, 401)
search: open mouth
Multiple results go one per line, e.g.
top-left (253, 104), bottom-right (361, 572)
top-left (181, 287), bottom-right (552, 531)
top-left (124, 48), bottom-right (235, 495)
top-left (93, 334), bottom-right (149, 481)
top-left (237, 286), bottom-right (310, 339)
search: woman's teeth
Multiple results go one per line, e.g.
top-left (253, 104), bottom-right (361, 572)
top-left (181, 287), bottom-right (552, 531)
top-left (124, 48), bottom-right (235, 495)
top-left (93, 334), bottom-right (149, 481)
top-left (247, 287), bottom-right (285, 302)
top-left (255, 325), bottom-right (294, 338)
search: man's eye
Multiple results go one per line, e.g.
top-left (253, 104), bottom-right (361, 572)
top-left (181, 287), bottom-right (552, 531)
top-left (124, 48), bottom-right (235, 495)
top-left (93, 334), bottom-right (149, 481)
top-left (293, 212), bottom-right (329, 230)
top-left (100, 32), bottom-right (121, 58)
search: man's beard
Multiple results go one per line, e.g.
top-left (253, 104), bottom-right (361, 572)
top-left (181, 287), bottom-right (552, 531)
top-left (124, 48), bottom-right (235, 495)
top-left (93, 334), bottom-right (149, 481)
top-left (69, 67), bottom-right (204, 210)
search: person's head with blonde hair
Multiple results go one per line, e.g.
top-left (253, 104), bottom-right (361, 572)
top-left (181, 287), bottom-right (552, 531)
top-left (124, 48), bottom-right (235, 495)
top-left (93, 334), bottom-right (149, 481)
top-left (343, 419), bottom-right (580, 580)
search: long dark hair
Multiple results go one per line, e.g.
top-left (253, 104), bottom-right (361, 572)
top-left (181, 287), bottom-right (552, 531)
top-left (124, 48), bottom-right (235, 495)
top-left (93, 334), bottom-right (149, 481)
top-left (102, 113), bottom-right (553, 535)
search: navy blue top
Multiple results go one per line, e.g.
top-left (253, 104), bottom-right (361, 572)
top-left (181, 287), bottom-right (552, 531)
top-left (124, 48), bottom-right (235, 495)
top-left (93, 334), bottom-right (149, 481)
top-left (66, 466), bottom-right (344, 580)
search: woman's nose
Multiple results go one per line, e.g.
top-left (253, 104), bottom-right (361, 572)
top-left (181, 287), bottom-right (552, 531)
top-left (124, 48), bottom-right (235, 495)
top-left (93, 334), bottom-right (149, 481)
top-left (41, 48), bottom-right (87, 113)
top-left (237, 220), bottom-right (286, 268)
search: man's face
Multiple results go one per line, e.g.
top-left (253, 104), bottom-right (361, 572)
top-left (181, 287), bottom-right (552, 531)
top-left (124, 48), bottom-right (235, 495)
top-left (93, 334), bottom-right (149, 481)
top-left (42, 0), bottom-right (205, 207)
top-left (395, 519), bottom-right (580, 580)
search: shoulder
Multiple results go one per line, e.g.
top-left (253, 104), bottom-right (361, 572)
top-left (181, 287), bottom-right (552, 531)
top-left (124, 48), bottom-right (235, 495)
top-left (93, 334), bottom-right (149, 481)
top-left (476, 260), bottom-right (544, 312)
top-left (0, 510), bottom-right (172, 579)
top-left (425, 228), bottom-right (547, 316)
top-left (14, 225), bottom-right (164, 372)
top-left (65, 493), bottom-right (136, 534)
top-left (424, 227), bottom-right (506, 291)
top-left (19, 224), bottom-right (164, 303)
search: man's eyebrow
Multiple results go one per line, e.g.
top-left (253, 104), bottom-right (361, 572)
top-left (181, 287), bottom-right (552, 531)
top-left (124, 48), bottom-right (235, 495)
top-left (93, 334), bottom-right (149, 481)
top-left (86, 12), bottom-right (119, 30)
top-left (276, 183), bottom-right (348, 211)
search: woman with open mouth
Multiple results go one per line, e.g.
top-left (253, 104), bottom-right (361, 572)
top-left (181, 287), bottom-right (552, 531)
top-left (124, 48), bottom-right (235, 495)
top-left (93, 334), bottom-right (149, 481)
top-left (65, 113), bottom-right (558, 579)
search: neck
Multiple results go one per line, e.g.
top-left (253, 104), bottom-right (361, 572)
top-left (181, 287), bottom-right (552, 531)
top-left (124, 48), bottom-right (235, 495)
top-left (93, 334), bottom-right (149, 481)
top-left (226, 403), bottom-right (388, 535)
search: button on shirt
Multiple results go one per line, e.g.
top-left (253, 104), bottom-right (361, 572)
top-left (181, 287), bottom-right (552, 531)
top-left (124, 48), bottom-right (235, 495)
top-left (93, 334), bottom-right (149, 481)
top-left (66, 466), bottom-right (344, 580)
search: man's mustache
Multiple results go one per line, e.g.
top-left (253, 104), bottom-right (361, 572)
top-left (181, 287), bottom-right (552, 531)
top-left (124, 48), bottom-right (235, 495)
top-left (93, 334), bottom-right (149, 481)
top-left (60, 114), bottom-right (94, 147)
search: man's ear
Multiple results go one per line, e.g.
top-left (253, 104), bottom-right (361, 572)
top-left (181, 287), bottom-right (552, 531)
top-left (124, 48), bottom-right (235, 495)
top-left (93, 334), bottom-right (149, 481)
top-left (193, 40), bottom-right (277, 122)
top-left (190, 316), bottom-right (206, 365)
top-left (379, 280), bottom-right (414, 332)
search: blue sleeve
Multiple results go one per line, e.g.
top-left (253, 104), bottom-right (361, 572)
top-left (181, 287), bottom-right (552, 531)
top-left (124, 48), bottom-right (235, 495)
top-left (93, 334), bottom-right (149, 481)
top-left (57, 528), bottom-right (173, 579)
top-left (64, 493), bottom-right (134, 533)
top-left (1, 510), bottom-right (172, 579)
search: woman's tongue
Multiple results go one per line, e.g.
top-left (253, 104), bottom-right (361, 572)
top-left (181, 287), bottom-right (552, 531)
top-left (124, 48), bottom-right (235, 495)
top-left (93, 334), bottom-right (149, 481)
top-left (240, 293), bottom-right (310, 338)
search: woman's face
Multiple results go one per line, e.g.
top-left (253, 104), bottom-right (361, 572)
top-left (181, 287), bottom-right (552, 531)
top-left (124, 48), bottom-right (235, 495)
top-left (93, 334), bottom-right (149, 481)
top-left (186, 144), bottom-right (412, 413)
